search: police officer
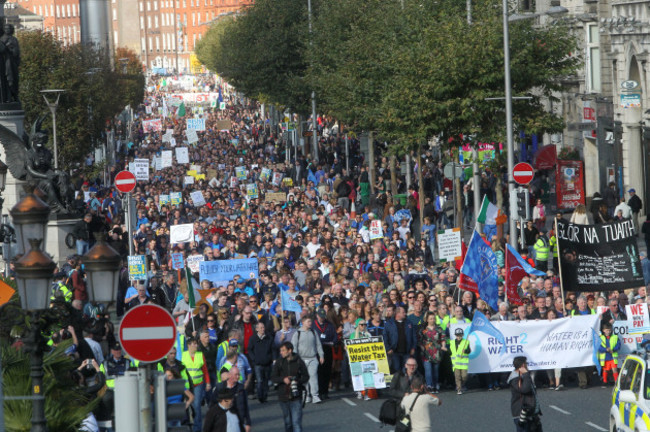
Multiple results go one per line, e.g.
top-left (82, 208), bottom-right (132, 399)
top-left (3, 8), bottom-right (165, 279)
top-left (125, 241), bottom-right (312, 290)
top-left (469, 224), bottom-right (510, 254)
top-left (100, 342), bottom-right (132, 389)
top-left (548, 229), bottom-right (559, 272)
top-left (533, 229), bottom-right (550, 272)
top-left (50, 271), bottom-right (72, 303)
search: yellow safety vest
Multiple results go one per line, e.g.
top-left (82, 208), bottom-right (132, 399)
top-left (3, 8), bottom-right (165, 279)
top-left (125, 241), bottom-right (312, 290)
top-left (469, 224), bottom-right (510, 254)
top-left (181, 351), bottom-right (205, 386)
top-left (217, 362), bottom-right (233, 383)
top-left (534, 237), bottom-right (549, 261)
top-left (50, 282), bottom-right (72, 302)
top-left (450, 339), bottom-right (470, 371)
top-left (549, 235), bottom-right (558, 258)
top-left (436, 315), bottom-right (450, 332)
top-left (571, 308), bottom-right (596, 316)
top-left (598, 335), bottom-right (619, 366)
top-left (157, 362), bottom-right (191, 390)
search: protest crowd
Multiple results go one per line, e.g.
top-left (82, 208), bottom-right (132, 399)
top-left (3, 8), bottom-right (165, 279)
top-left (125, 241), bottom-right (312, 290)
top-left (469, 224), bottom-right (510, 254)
top-left (21, 73), bottom-right (650, 432)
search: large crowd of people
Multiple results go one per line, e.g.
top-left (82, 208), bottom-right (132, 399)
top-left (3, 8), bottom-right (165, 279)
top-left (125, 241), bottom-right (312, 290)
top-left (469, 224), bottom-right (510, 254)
top-left (23, 73), bottom-right (647, 432)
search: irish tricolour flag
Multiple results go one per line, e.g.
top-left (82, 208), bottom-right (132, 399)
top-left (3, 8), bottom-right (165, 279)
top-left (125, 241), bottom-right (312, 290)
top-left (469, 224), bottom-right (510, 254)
top-left (477, 196), bottom-right (500, 225)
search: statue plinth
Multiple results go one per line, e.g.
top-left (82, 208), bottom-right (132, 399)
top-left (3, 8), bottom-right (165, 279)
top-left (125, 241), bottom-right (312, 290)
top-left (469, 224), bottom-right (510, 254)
top-left (0, 104), bottom-right (24, 214)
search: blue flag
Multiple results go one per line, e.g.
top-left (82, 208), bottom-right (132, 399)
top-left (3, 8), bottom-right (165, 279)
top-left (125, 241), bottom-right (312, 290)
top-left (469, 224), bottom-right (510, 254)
top-left (465, 310), bottom-right (506, 353)
top-left (281, 290), bottom-right (303, 313)
top-left (592, 328), bottom-right (602, 375)
top-left (461, 230), bottom-right (499, 311)
top-left (505, 244), bottom-right (546, 276)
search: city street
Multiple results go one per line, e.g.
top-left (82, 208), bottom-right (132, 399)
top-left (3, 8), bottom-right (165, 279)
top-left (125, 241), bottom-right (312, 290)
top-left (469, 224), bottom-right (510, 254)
top-left (244, 385), bottom-right (612, 431)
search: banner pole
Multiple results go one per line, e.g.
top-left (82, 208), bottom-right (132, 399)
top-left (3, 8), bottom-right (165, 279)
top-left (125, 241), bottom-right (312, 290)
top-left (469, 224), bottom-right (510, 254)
top-left (554, 217), bottom-right (567, 316)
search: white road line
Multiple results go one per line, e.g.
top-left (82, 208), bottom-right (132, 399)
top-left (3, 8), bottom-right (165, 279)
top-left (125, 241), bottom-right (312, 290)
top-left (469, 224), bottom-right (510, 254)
top-left (364, 413), bottom-right (380, 423)
top-left (342, 397), bottom-right (356, 406)
top-left (549, 405), bottom-right (571, 415)
top-left (585, 422), bottom-right (607, 431)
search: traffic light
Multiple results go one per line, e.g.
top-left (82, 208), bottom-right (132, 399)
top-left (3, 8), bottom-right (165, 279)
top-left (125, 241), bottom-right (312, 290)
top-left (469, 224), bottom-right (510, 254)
top-left (516, 189), bottom-right (530, 220)
top-left (154, 373), bottom-right (187, 432)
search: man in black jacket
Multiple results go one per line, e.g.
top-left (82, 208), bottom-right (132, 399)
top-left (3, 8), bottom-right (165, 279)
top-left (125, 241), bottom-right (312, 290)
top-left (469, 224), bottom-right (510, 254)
top-left (248, 322), bottom-right (274, 403)
top-left (203, 389), bottom-right (243, 432)
top-left (629, 188), bottom-right (643, 235)
top-left (508, 356), bottom-right (541, 432)
top-left (271, 341), bottom-right (309, 432)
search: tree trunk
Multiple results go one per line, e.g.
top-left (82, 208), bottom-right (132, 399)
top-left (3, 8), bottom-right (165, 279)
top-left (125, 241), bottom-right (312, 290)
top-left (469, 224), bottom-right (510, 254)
top-left (390, 154), bottom-right (398, 203)
top-left (418, 143), bottom-right (424, 229)
top-left (368, 131), bottom-right (376, 194)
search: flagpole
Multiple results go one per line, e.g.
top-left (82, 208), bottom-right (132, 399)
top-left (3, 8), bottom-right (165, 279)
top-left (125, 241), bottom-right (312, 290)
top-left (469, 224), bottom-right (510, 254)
top-left (505, 242), bottom-right (510, 304)
top-left (554, 217), bottom-right (567, 316)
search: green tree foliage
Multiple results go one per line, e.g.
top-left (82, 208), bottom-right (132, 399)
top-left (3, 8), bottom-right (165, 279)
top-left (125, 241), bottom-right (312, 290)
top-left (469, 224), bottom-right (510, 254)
top-left (2, 341), bottom-right (99, 432)
top-left (18, 31), bottom-right (145, 169)
top-left (195, 0), bottom-right (312, 113)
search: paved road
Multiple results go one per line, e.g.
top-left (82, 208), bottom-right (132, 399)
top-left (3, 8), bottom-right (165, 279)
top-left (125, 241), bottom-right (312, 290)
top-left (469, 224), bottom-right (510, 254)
top-left (244, 384), bottom-right (612, 431)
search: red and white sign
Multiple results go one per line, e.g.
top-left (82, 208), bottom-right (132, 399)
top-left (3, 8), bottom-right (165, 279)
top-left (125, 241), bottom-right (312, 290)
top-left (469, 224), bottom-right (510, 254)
top-left (119, 304), bottom-right (176, 363)
top-left (114, 170), bottom-right (137, 194)
top-left (513, 162), bottom-right (534, 185)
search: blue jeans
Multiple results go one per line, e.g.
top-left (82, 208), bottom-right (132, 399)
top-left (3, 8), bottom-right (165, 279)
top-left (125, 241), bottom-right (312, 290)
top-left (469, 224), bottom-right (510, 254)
top-left (192, 382), bottom-right (205, 432)
top-left (255, 364), bottom-right (271, 402)
top-left (390, 353), bottom-right (409, 374)
top-left (423, 361), bottom-right (440, 390)
top-left (76, 239), bottom-right (89, 256)
top-left (279, 399), bottom-right (303, 432)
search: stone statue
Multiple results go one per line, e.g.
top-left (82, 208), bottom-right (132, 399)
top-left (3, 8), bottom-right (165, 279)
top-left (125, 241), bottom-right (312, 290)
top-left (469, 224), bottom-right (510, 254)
top-left (0, 24), bottom-right (20, 103)
top-left (0, 116), bottom-right (75, 213)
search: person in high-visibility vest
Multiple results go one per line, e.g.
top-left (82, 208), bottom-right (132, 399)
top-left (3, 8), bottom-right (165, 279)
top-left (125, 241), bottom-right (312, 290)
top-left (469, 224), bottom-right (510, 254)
top-left (570, 296), bottom-right (596, 316)
top-left (533, 230), bottom-right (550, 272)
top-left (549, 230), bottom-right (559, 272)
top-left (99, 343), bottom-right (131, 389)
top-left (49, 272), bottom-right (72, 303)
top-left (182, 338), bottom-right (211, 432)
top-left (450, 327), bottom-right (471, 395)
top-left (598, 323), bottom-right (621, 385)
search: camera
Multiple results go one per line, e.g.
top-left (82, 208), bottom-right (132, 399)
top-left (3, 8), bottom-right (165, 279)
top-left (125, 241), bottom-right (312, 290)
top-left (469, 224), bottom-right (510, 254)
top-left (289, 377), bottom-right (301, 400)
top-left (61, 329), bottom-right (72, 340)
top-left (518, 406), bottom-right (534, 425)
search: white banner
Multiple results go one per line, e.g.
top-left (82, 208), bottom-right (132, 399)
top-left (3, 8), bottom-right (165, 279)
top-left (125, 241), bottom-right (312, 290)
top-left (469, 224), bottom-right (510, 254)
top-left (186, 255), bottom-right (205, 273)
top-left (190, 191), bottom-right (206, 207)
top-left (438, 228), bottom-right (462, 262)
top-left (626, 303), bottom-right (650, 334)
top-left (170, 224), bottom-right (194, 244)
top-left (186, 118), bottom-right (206, 131)
top-left (450, 315), bottom-right (600, 373)
top-left (613, 320), bottom-right (645, 361)
top-left (161, 150), bottom-right (173, 168)
top-left (131, 158), bottom-right (149, 181)
top-left (175, 147), bottom-right (189, 164)
top-left (186, 129), bottom-right (199, 143)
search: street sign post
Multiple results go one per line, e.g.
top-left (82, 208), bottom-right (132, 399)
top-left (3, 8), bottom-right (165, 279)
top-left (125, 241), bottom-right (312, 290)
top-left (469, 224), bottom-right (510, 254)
top-left (115, 170), bottom-right (137, 193)
top-left (119, 304), bottom-right (176, 363)
top-left (513, 162), bottom-right (534, 185)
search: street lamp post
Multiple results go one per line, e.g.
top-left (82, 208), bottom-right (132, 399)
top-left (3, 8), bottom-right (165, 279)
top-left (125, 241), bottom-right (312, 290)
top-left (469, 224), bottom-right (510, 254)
top-left (502, 4), bottom-right (567, 248)
top-left (307, 0), bottom-right (319, 163)
top-left (40, 89), bottom-right (66, 170)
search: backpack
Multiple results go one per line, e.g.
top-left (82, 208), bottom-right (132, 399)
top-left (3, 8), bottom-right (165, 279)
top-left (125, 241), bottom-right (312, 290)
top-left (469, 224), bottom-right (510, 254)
top-left (395, 393), bottom-right (420, 432)
top-left (379, 398), bottom-right (400, 426)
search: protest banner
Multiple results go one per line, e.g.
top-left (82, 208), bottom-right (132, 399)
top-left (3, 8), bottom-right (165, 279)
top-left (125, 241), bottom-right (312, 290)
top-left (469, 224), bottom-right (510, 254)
top-left (246, 184), bottom-right (259, 199)
top-left (216, 119), bottom-right (231, 131)
top-left (161, 151), bottom-right (173, 168)
top-left (162, 131), bottom-right (173, 143)
top-left (281, 290), bottom-right (302, 313)
top-left (142, 119), bottom-right (162, 132)
top-left (235, 166), bottom-right (247, 181)
top-left (369, 220), bottom-right (383, 240)
top-left (171, 253), bottom-right (185, 270)
top-left (186, 118), bottom-right (206, 131)
top-left (260, 167), bottom-right (272, 182)
top-left (450, 315), bottom-right (600, 373)
top-left (438, 228), bottom-right (462, 262)
top-left (344, 336), bottom-right (390, 391)
top-left (186, 255), bottom-right (205, 273)
top-left (184, 176), bottom-right (195, 186)
top-left (128, 255), bottom-right (147, 280)
top-left (272, 172), bottom-right (283, 186)
top-left (230, 177), bottom-right (238, 189)
top-left (206, 168), bottom-right (217, 180)
top-left (264, 192), bottom-right (286, 204)
top-left (557, 218), bottom-right (643, 291)
top-left (626, 304), bottom-right (650, 334)
top-left (170, 137), bottom-right (177, 147)
top-left (219, 101), bottom-right (226, 110)
top-left (613, 320), bottom-right (645, 361)
top-left (190, 190), bottom-right (206, 207)
top-left (190, 164), bottom-right (202, 173)
top-left (131, 159), bottom-right (150, 181)
top-left (170, 192), bottom-right (182, 205)
top-left (175, 147), bottom-right (189, 164)
top-left (186, 129), bottom-right (199, 143)
top-left (154, 157), bottom-right (162, 171)
top-left (199, 258), bottom-right (259, 287)
top-left (170, 223), bottom-right (194, 244)
top-left (159, 194), bottom-right (170, 207)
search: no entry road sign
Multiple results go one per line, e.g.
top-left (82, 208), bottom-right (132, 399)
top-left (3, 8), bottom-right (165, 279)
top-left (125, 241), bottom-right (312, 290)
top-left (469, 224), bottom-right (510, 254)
top-left (114, 170), bottom-right (137, 194)
top-left (119, 304), bottom-right (176, 363)
top-left (513, 162), bottom-right (534, 185)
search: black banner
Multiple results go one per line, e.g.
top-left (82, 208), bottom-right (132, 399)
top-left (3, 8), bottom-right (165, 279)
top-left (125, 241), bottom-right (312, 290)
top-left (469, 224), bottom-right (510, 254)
top-left (556, 218), bottom-right (643, 292)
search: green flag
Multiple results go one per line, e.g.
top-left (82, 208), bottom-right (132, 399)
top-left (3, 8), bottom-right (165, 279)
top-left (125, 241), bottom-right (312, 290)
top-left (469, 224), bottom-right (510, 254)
top-left (177, 102), bottom-right (186, 117)
top-left (186, 267), bottom-right (195, 308)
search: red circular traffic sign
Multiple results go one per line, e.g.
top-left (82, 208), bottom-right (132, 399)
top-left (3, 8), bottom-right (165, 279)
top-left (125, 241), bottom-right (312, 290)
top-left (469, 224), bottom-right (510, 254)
top-left (119, 304), bottom-right (177, 363)
top-left (114, 170), bottom-right (137, 193)
top-left (513, 162), bottom-right (534, 185)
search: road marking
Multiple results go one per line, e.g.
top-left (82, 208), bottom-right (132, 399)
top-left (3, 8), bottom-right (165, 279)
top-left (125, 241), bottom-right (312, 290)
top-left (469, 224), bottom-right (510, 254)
top-left (585, 422), bottom-right (607, 431)
top-left (122, 327), bottom-right (174, 340)
top-left (342, 398), bottom-right (356, 406)
top-left (364, 413), bottom-right (380, 423)
top-left (549, 405), bottom-right (571, 415)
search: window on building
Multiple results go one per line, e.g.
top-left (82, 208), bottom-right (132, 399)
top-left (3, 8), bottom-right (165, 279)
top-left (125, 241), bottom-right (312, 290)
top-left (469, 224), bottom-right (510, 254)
top-left (67, 4), bottom-right (71, 17)
top-left (141, 37), bottom-right (146, 51)
top-left (149, 36), bottom-right (153, 51)
top-left (154, 15), bottom-right (158, 27)
top-left (114, 30), bottom-right (118, 44)
top-left (72, 4), bottom-right (76, 16)
top-left (586, 23), bottom-right (601, 93)
top-left (154, 1), bottom-right (157, 10)
top-left (139, 1), bottom-right (143, 12)
top-left (50, 5), bottom-right (53, 17)
top-left (140, 16), bottom-right (145, 29)
top-left (55, 5), bottom-right (59, 17)
top-left (112, 8), bottom-right (117, 20)
top-left (147, 15), bottom-right (151, 28)
top-left (147, 1), bottom-right (150, 11)
top-left (156, 36), bottom-right (160, 51)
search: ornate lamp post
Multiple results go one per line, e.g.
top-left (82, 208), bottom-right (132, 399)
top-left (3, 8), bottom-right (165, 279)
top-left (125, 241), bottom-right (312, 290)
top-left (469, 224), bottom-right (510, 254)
top-left (83, 234), bottom-right (122, 303)
top-left (9, 189), bottom-right (50, 255)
